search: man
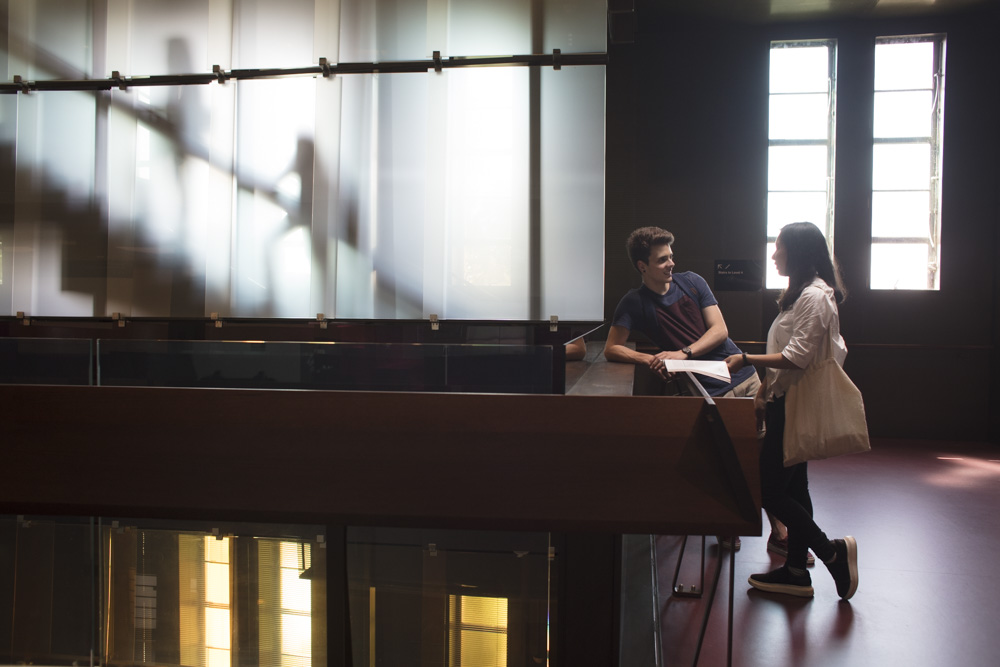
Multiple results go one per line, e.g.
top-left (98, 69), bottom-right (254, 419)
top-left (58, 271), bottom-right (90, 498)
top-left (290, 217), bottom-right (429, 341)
top-left (604, 225), bottom-right (771, 553)
top-left (604, 226), bottom-right (759, 398)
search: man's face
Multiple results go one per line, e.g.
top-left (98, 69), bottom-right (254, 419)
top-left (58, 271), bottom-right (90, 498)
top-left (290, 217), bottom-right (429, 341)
top-left (639, 243), bottom-right (675, 284)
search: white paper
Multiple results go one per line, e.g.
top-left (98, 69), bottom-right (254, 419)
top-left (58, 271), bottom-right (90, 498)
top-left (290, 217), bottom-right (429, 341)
top-left (663, 360), bottom-right (731, 382)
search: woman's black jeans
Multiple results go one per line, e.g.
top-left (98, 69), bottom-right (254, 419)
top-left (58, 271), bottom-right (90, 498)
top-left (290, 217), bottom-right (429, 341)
top-left (761, 395), bottom-right (836, 568)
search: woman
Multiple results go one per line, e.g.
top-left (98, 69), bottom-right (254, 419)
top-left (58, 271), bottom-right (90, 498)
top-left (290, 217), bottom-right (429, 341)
top-left (725, 222), bottom-right (858, 600)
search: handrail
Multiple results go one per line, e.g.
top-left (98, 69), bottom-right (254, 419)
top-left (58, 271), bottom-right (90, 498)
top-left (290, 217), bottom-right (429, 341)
top-left (1, 52), bottom-right (609, 94)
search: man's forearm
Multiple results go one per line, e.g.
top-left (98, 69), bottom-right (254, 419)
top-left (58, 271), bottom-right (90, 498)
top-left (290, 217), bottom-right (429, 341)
top-left (604, 343), bottom-right (651, 365)
top-left (688, 324), bottom-right (728, 358)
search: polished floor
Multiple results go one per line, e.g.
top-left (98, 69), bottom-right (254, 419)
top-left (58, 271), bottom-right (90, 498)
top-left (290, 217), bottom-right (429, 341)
top-left (653, 438), bottom-right (1000, 667)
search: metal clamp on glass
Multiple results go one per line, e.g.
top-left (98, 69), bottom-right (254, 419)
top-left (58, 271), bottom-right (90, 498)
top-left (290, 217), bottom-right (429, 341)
top-left (212, 64), bottom-right (229, 84)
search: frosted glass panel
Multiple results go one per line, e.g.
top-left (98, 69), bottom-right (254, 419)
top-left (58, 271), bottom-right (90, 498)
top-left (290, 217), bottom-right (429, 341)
top-left (8, 0), bottom-right (92, 78)
top-left (339, 0), bottom-right (606, 61)
top-left (1, 1), bottom-right (606, 321)
top-left (540, 66), bottom-right (605, 320)
top-left (12, 91), bottom-right (99, 316)
top-left (449, 0), bottom-right (532, 56)
top-left (234, 78), bottom-right (318, 318)
top-left (339, 0), bottom-right (427, 62)
top-left (543, 0), bottom-right (607, 53)
top-left (768, 145), bottom-right (828, 192)
top-left (234, 0), bottom-right (318, 68)
top-left (444, 67), bottom-right (530, 319)
top-left (124, 0), bottom-right (211, 76)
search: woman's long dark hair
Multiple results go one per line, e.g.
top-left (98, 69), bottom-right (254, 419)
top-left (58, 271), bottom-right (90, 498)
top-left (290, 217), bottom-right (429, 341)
top-left (777, 222), bottom-right (846, 311)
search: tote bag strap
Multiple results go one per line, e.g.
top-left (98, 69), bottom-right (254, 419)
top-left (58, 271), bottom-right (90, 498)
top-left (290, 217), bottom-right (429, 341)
top-left (810, 305), bottom-right (840, 368)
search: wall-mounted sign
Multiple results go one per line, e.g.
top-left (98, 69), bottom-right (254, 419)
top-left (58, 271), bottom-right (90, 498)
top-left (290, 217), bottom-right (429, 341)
top-left (714, 260), bottom-right (763, 291)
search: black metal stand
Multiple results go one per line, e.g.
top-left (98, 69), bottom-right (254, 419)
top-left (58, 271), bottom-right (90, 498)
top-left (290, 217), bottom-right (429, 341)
top-left (671, 535), bottom-right (706, 598)
top-left (679, 371), bottom-right (756, 667)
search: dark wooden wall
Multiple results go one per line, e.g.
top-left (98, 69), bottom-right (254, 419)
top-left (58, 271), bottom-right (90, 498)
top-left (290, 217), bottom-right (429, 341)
top-left (604, 2), bottom-right (1000, 442)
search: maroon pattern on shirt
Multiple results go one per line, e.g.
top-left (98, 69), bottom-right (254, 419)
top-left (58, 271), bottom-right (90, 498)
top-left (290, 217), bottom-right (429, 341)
top-left (651, 291), bottom-right (706, 351)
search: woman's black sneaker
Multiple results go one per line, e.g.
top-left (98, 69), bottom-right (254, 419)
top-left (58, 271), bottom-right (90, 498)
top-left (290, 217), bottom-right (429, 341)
top-left (825, 536), bottom-right (859, 600)
top-left (748, 566), bottom-right (814, 597)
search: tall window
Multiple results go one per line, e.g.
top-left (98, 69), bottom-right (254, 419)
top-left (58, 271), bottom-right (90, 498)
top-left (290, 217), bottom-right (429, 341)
top-left (871, 34), bottom-right (946, 290)
top-left (257, 540), bottom-right (313, 667)
top-left (179, 535), bottom-right (232, 667)
top-left (766, 40), bottom-right (838, 289)
top-left (448, 594), bottom-right (509, 667)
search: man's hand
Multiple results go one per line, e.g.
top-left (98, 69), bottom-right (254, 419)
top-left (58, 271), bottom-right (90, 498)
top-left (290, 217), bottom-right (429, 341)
top-left (651, 350), bottom-right (688, 364)
top-left (647, 350), bottom-right (687, 378)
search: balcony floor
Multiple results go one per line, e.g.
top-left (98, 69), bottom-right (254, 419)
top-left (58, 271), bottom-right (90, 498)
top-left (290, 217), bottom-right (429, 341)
top-left (654, 438), bottom-right (1000, 667)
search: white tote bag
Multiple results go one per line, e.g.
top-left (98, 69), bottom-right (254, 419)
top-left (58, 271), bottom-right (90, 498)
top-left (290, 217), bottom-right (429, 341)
top-left (782, 337), bottom-right (871, 467)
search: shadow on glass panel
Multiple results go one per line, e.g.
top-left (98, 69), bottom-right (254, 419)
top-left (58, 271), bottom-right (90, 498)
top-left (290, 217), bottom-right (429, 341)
top-left (0, 34), bottom-right (322, 321)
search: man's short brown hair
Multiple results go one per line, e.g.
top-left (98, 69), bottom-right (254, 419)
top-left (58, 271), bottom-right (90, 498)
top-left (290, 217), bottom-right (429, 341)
top-left (626, 226), bottom-right (675, 273)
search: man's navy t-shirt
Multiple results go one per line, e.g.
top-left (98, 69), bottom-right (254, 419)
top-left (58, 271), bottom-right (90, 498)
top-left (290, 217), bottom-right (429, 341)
top-left (611, 272), bottom-right (755, 395)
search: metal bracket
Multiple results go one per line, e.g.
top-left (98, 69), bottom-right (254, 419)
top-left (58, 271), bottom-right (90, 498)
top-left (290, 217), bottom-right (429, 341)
top-left (671, 535), bottom-right (706, 598)
top-left (549, 315), bottom-right (559, 332)
top-left (212, 65), bottom-right (229, 84)
top-left (429, 314), bottom-right (440, 331)
top-left (319, 57), bottom-right (332, 78)
top-left (552, 48), bottom-right (562, 71)
top-left (432, 50), bottom-right (443, 73)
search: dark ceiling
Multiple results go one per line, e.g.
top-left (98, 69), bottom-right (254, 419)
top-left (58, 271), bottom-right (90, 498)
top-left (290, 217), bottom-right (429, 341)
top-left (651, 0), bottom-right (996, 23)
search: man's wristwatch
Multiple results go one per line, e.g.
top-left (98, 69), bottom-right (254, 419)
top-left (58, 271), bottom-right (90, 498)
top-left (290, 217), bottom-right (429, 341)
top-left (682, 346), bottom-right (693, 359)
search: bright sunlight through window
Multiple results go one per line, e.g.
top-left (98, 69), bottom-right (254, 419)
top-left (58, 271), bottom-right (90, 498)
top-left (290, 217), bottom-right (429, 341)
top-left (449, 594), bottom-right (509, 667)
top-left (870, 35), bottom-right (946, 290)
top-left (767, 40), bottom-right (837, 289)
